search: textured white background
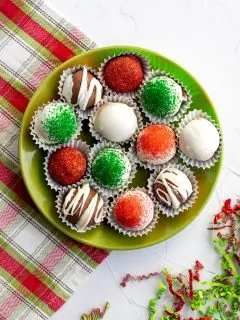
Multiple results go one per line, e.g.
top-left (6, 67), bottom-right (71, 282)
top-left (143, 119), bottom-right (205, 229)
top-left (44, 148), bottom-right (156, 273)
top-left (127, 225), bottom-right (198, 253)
top-left (44, 0), bottom-right (240, 318)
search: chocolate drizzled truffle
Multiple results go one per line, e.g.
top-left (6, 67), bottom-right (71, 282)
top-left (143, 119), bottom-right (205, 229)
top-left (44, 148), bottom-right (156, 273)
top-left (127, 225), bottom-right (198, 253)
top-left (62, 184), bottom-right (104, 231)
top-left (62, 66), bottom-right (102, 110)
top-left (154, 168), bottom-right (193, 209)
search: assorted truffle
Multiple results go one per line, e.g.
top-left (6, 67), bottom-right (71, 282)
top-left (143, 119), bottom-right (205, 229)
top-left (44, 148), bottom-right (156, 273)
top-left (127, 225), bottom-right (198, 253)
top-left (154, 168), bottom-right (193, 209)
top-left (113, 190), bottom-right (154, 231)
top-left (140, 76), bottom-right (184, 118)
top-left (136, 124), bottom-right (176, 165)
top-left (91, 148), bottom-right (131, 189)
top-left (93, 102), bottom-right (138, 142)
top-left (48, 147), bottom-right (87, 185)
top-left (61, 66), bottom-right (102, 110)
top-left (179, 118), bottom-right (220, 161)
top-left (33, 102), bottom-right (78, 144)
top-left (62, 184), bottom-right (104, 231)
top-left (30, 53), bottom-right (222, 235)
top-left (103, 55), bottom-right (144, 93)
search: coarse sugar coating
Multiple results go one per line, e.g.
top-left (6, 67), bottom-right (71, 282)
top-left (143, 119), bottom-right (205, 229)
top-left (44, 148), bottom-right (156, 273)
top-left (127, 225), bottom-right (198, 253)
top-left (140, 76), bottom-right (183, 118)
top-left (103, 55), bottom-right (144, 93)
top-left (113, 190), bottom-right (154, 230)
top-left (91, 148), bottom-right (131, 189)
top-left (48, 147), bottom-right (87, 185)
top-left (136, 124), bottom-right (176, 165)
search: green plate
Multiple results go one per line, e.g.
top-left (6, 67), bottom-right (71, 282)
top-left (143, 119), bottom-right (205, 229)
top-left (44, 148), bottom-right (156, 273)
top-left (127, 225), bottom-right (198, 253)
top-left (19, 46), bottom-right (222, 250)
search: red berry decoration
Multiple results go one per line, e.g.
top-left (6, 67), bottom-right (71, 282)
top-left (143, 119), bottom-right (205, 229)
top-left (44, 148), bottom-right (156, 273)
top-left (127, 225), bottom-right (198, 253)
top-left (48, 147), bottom-right (87, 185)
top-left (136, 124), bottom-right (176, 165)
top-left (103, 55), bottom-right (144, 93)
top-left (113, 190), bottom-right (154, 231)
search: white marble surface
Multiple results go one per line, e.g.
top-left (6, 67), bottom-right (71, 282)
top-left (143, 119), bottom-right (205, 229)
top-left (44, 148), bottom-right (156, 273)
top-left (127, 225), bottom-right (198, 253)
top-left (44, 0), bottom-right (240, 318)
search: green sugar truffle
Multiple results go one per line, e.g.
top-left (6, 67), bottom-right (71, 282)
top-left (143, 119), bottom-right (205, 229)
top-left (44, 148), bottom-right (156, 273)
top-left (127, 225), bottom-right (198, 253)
top-left (34, 102), bottom-right (78, 144)
top-left (91, 148), bottom-right (131, 189)
top-left (140, 76), bottom-right (183, 118)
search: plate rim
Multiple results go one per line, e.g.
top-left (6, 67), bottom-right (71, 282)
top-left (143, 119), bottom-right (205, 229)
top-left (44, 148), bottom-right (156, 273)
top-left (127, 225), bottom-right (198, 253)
top-left (19, 45), bottom-right (223, 250)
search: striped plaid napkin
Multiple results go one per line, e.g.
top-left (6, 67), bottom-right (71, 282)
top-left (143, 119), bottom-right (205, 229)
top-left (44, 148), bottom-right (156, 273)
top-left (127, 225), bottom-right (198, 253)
top-left (0, 1), bottom-right (109, 319)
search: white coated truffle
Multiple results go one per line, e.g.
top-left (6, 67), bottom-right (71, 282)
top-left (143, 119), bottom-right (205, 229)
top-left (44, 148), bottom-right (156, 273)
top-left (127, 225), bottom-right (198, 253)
top-left (179, 118), bottom-right (219, 161)
top-left (93, 102), bottom-right (138, 143)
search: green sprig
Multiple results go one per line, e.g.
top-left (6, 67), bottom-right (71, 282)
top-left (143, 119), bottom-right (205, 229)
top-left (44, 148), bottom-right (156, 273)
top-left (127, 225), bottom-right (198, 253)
top-left (148, 280), bottom-right (166, 320)
top-left (214, 238), bottom-right (239, 278)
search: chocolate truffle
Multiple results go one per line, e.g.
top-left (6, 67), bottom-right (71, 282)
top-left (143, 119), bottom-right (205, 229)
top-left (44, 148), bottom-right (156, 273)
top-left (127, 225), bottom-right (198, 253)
top-left (113, 190), bottom-right (154, 231)
top-left (62, 184), bottom-right (104, 231)
top-left (93, 102), bottom-right (138, 142)
top-left (103, 55), bottom-right (144, 93)
top-left (136, 124), bottom-right (176, 165)
top-left (154, 168), bottom-right (193, 209)
top-left (91, 148), bottom-right (131, 189)
top-left (62, 66), bottom-right (102, 110)
top-left (33, 102), bottom-right (78, 144)
top-left (179, 118), bottom-right (220, 161)
top-left (48, 147), bottom-right (87, 185)
top-left (140, 76), bottom-right (184, 117)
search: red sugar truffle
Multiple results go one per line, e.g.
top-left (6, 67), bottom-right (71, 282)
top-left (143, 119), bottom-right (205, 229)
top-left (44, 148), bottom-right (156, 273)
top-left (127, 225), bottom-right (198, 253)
top-left (103, 55), bottom-right (144, 93)
top-left (48, 147), bottom-right (87, 185)
top-left (136, 124), bottom-right (176, 165)
top-left (113, 190), bottom-right (154, 231)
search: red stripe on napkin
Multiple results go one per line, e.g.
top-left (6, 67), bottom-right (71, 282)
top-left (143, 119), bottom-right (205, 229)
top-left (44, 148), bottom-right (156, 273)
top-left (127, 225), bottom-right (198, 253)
top-left (0, 78), bottom-right (29, 112)
top-left (0, 248), bottom-right (65, 311)
top-left (76, 243), bottom-right (109, 264)
top-left (0, 162), bottom-right (34, 206)
top-left (1, 0), bottom-right (75, 61)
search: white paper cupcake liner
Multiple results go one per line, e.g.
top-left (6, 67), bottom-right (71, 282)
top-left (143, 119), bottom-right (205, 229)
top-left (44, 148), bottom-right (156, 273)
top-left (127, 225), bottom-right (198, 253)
top-left (137, 70), bottom-right (192, 123)
top-left (98, 51), bottom-right (151, 98)
top-left (89, 94), bottom-right (143, 145)
top-left (58, 65), bottom-right (105, 120)
top-left (30, 100), bottom-right (82, 151)
top-left (148, 163), bottom-right (199, 218)
top-left (107, 187), bottom-right (159, 237)
top-left (55, 179), bottom-right (109, 233)
top-left (176, 109), bottom-right (223, 169)
top-left (87, 142), bottom-right (137, 198)
top-left (44, 140), bottom-right (90, 191)
top-left (129, 122), bottom-right (179, 171)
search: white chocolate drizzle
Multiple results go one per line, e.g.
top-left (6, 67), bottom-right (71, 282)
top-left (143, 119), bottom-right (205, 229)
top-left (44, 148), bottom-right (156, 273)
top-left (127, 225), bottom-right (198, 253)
top-left (155, 168), bottom-right (193, 209)
top-left (62, 67), bottom-right (102, 110)
top-left (62, 184), bottom-right (104, 231)
top-left (62, 75), bottom-right (74, 104)
top-left (77, 67), bottom-right (102, 110)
